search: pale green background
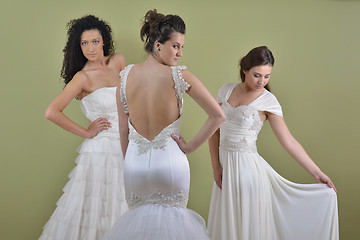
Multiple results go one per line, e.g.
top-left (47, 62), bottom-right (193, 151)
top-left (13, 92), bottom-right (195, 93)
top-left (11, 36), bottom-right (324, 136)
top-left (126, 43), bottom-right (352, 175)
top-left (0, 0), bottom-right (359, 239)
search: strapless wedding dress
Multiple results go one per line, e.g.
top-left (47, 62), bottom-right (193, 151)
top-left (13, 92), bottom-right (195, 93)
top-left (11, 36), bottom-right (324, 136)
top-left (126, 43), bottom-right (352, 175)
top-left (39, 87), bottom-right (128, 240)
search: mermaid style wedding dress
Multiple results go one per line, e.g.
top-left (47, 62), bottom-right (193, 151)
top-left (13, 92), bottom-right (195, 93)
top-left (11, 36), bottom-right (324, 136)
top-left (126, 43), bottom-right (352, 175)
top-left (207, 83), bottom-right (339, 240)
top-left (39, 87), bottom-right (128, 240)
top-left (105, 65), bottom-right (209, 240)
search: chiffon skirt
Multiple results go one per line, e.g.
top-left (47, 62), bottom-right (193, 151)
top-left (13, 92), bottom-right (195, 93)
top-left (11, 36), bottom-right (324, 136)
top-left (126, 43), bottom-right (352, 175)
top-left (207, 151), bottom-right (339, 240)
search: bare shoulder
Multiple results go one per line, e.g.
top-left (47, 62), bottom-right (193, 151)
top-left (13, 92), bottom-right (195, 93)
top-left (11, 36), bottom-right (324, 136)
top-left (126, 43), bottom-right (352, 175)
top-left (73, 70), bottom-right (90, 83)
top-left (112, 52), bottom-right (126, 62)
top-left (67, 70), bottom-right (91, 91)
top-left (109, 53), bottom-right (126, 70)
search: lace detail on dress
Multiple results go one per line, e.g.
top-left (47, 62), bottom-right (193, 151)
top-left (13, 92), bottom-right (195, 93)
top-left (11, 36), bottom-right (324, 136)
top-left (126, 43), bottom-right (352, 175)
top-left (128, 189), bottom-right (188, 210)
top-left (220, 138), bottom-right (257, 153)
top-left (128, 118), bottom-right (181, 155)
top-left (119, 64), bottom-right (134, 114)
top-left (249, 119), bottom-right (263, 131)
top-left (224, 104), bottom-right (263, 133)
top-left (171, 66), bottom-right (189, 114)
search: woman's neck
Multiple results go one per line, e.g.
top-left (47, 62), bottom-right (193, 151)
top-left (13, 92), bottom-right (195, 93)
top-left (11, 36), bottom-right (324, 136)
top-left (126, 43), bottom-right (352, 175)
top-left (85, 55), bottom-right (107, 70)
top-left (239, 82), bottom-right (252, 93)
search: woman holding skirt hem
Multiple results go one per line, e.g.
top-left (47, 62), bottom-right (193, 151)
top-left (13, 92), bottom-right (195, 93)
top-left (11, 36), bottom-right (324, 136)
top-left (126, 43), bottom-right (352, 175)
top-left (207, 46), bottom-right (338, 240)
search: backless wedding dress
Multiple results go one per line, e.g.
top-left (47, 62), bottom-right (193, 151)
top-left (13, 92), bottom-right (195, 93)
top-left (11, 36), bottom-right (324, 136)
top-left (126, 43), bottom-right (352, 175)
top-left (106, 65), bottom-right (209, 240)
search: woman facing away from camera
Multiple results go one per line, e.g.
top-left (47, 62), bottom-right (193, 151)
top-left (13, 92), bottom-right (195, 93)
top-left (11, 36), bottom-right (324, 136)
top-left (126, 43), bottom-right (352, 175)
top-left (207, 46), bottom-right (339, 240)
top-left (105, 9), bottom-right (225, 240)
top-left (40, 15), bottom-right (128, 240)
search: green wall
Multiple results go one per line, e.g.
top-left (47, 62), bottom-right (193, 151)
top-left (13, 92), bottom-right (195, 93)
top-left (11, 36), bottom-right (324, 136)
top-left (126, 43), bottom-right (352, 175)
top-left (1, 0), bottom-right (359, 239)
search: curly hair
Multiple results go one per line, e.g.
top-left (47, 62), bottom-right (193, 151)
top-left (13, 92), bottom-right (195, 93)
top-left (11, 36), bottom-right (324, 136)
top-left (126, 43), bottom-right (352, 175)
top-left (61, 15), bottom-right (114, 85)
top-left (140, 9), bottom-right (186, 53)
top-left (239, 46), bottom-right (274, 91)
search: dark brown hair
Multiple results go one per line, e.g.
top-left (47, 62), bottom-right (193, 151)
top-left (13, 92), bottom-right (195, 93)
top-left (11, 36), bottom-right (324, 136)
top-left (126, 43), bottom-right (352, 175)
top-left (140, 9), bottom-right (186, 53)
top-left (239, 46), bottom-right (274, 91)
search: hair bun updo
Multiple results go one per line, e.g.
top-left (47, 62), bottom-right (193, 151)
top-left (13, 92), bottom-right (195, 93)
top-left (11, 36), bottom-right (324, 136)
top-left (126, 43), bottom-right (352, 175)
top-left (140, 9), bottom-right (186, 53)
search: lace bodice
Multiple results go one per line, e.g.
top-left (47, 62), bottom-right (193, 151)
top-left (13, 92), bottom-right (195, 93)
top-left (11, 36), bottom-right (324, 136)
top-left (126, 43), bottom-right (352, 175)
top-left (217, 83), bottom-right (283, 152)
top-left (119, 65), bottom-right (190, 154)
top-left (80, 87), bottom-right (118, 138)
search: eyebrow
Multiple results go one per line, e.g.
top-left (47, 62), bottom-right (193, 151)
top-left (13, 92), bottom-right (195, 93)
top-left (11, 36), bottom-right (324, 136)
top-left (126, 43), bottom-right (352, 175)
top-left (81, 38), bottom-right (100, 42)
top-left (254, 72), bottom-right (271, 75)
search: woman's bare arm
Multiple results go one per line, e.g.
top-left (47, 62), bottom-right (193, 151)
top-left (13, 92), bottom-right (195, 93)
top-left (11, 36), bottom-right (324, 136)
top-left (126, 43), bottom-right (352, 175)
top-left (267, 112), bottom-right (336, 192)
top-left (209, 127), bottom-right (222, 189)
top-left (172, 70), bottom-right (225, 154)
top-left (116, 85), bottom-right (129, 157)
top-left (45, 72), bottom-right (110, 138)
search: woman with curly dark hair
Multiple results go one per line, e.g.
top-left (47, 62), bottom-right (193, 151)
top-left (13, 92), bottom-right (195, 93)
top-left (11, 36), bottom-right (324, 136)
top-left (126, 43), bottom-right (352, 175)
top-left (39, 15), bottom-right (128, 240)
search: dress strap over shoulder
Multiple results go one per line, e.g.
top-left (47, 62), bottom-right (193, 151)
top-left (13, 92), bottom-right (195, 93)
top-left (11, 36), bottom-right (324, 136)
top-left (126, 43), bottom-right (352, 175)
top-left (252, 90), bottom-right (283, 116)
top-left (217, 83), bottom-right (237, 104)
top-left (170, 66), bottom-right (190, 114)
top-left (119, 64), bottom-right (134, 114)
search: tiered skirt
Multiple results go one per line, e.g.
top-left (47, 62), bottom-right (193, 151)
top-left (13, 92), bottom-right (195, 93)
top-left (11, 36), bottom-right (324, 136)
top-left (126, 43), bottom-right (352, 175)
top-left (39, 136), bottom-right (127, 240)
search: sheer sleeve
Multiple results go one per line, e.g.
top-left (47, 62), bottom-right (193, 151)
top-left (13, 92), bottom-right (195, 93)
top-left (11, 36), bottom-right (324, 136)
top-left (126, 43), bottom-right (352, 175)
top-left (216, 85), bottom-right (224, 104)
top-left (253, 90), bottom-right (283, 116)
top-left (216, 83), bottom-right (237, 104)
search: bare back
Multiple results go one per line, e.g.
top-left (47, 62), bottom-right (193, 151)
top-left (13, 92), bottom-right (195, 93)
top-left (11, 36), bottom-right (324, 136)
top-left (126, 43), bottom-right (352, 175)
top-left (124, 63), bottom-right (181, 141)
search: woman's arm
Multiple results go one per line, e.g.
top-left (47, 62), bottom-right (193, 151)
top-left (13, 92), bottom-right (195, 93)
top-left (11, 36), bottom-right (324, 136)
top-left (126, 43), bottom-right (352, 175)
top-left (267, 112), bottom-right (337, 192)
top-left (116, 85), bottom-right (129, 157)
top-left (45, 72), bottom-right (111, 138)
top-left (172, 70), bottom-right (226, 154)
top-left (209, 127), bottom-right (222, 189)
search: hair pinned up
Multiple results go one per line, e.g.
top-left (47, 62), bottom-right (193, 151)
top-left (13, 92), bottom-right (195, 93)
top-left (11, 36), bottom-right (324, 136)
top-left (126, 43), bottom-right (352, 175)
top-left (140, 9), bottom-right (186, 53)
top-left (239, 46), bottom-right (274, 91)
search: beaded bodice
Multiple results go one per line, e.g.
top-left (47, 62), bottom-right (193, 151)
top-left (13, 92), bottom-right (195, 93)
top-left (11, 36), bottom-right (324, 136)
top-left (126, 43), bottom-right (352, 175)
top-left (217, 83), bottom-right (283, 153)
top-left (220, 102), bottom-right (263, 153)
top-left (119, 64), bottom-right (189, 155)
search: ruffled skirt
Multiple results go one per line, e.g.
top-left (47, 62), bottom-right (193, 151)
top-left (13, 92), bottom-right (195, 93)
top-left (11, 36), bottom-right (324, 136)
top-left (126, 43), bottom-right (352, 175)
top-left (39, 136), bottom-right (127, 240)
top-left (106, 204), bottom-right (209, 240)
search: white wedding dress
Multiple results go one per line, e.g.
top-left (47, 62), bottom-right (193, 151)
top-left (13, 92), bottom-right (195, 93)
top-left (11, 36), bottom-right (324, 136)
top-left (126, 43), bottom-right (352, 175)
top-left (207, 83), bottom-right (339, 240)
top-left (39, 87), bottom-right (128, 240)
top-left (105, 65), bottom-right (209, 240)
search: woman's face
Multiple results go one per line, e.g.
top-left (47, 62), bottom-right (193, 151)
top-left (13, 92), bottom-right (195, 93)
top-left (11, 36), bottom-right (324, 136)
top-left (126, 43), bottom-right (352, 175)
top-left (156, 32), bottom-right (185, 66)
top-left (243, 64), bottom-right (272, 90)
top-left (80, 29), bottom-right (104, 61)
